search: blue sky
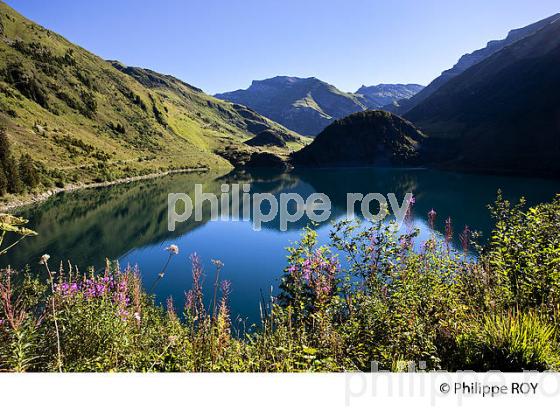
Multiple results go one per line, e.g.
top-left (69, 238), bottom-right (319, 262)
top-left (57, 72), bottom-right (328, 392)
top-left (5, 0), bottom-right (559, 94)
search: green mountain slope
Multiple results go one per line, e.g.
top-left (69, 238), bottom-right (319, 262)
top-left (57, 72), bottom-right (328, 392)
top-left (291, 110), bottom-right (426, 166)
top-left (406, 15), bottom-right (560, 177)
top-left (215, 76), bottom-right (368, 136)
top-left (388, 13), bottom-right (560, 115)
top-left (0, 1), bottom-right (305, 197)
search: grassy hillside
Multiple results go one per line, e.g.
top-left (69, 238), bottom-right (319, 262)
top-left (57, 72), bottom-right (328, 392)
top-left (0, 2), bottom-right (305, 202)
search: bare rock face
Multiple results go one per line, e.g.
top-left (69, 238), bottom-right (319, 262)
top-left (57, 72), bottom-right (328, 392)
top-left (355, 84), bottom-right (424, 108)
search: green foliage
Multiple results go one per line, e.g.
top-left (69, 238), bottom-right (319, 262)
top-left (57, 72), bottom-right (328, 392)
top-left (457, 310), bottom-right (560, 371)
top-left (79, 89), bottom-right (97, 118)
top-left (0, 194), bottom-right (559, 372)
top-left (0, 213), bottom-right (37, 256)
top-left (18, 154), bottom-right (39, 189)
top-left (485, 192), bottom-right (560, 309)
top-left (0, 129), bottom-right (22, 194)
top-left (0, 168), bottom-right (7, 196)
top-left (0, 129), bottom-right (44, 195)
top-left (3, 61), bottom-right (49, 109)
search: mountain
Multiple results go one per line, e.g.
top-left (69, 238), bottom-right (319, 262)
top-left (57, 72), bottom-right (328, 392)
top-left (215, 76), bottom-right (368, 136)
top-left (355, 84), bottom-right (424, 108)
top-left (291, 110), bottom-right (426, 166)
top-left (405, 14), bottom-right (560, 177)
top-left (0, 2), bottom-right (305, 194)
top-left (389, 13), bottom-right (560, 115)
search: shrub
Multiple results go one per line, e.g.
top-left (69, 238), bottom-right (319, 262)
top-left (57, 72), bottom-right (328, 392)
top-left (457, 310), bottom-right (560, 371)
top-left (484, 193), bottom-right (560, 310)
top-left (0, 129), bottom-right (23, 194)
top-left (4, 62), bottom-right (49, 109)
top-left (0, 169), bottom-right (7, 196)
top-left (19, 154), bottom-right (39, 189)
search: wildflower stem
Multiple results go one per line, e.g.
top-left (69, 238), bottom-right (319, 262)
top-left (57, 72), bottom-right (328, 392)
top-left (0, 234), bottom-right (30, 256)
top-left (148, 253), bottom-right (173, 293)
top-left (44, 261), bottom-right (63, 372)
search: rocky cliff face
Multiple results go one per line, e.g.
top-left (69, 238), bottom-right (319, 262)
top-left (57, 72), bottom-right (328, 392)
top-left (355, 84), bottom-right (424, 108)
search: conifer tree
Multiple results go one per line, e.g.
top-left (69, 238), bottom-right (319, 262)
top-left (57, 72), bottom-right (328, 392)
top-left (0, 128), bottom-right (23, 194)
top-left (0, 168), bottom-right (7, 196)
top-left (19, 153), bottom-right (39, 189)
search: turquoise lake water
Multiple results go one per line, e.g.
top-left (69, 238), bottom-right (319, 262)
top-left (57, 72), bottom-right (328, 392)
top-left (4, 167), bottom-right (559, 324)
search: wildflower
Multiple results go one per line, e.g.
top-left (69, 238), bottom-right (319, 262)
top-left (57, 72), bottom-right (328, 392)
top-left (221, 280), bottom-right (231, 296)
top-left (211, 259), bottom-right (224, 270)
top-left (460, 225), bottom-right (471, 253)
top-left (428, 209), bottom-right (437, 229)
top-left (134, 312), bottom-right (141, 322)
top-left (165, 244), bottom-right (179, 255)
top-left (404, 195), bottom-right (415, 230)
top-left (185, 289), bottom-right (195, 312)
top-left (39, 254), bottom-right (50, 265)
top-left (116, 307), bottom-right (129, 321)
top-left (445, 217), bottom-right (453, 246)
top-left (150, 245), bottom-right (179, 292)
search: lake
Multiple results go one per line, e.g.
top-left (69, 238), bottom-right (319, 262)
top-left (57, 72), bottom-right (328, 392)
top-left (3, 167), bottom-right (559, 325)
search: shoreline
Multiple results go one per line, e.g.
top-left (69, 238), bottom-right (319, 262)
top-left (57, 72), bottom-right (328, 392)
top-left (0, 167), bottom-right (209, 213)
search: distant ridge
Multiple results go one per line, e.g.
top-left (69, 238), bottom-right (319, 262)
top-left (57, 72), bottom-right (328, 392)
top-left (406, 14), bottom-right (560, 177)
top-left (215, 76), bottom-right (366, 136)
top-left (387, 13), bottom-right (560, 114)
top-left (355, 84), bottom-right (424, 109)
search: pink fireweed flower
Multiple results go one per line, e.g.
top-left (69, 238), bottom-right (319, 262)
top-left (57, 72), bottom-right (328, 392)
top-left (295, 249), bottom-right (339, 304)
top-left (221, 280), bottom-right (231, 296)
top-left (405, 194), bottom-right (416, 226)
top-left (185, 289), bottom-right (195, 312)
top-left (55, 282), bottom-right (79, 296)
top-left (460, 225), bottom-right (471, 253)
top-left (165, 244), bottom-right (179, 255)
top-left (445, 217), bottom-right (453, 247)
top-left (428, 209), bottom-right (437, 230)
